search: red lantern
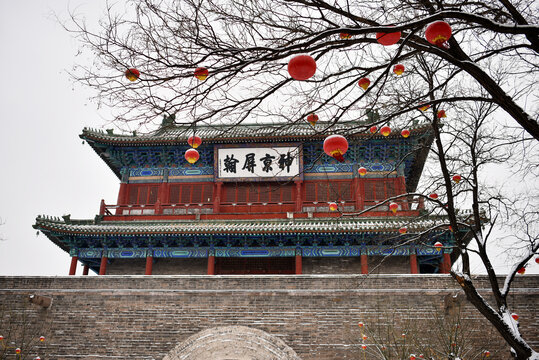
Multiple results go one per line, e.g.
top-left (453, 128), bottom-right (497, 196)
top-left (401, 129), bottom-right (410, 138)
top-left (437, 110), bottom-right (447, 118)
top-left (358, 167), bottom-right (367, 177)
top-left (484, 350), bottom-right (491, 357)
top-left (340, 33), bottom-right (351, 39)
top-left (434, 241), bottom-right (443, 248)
top-left (358, 322), bottom-right (364, 327)
top-left (288, 55), bottom-right (316, 80)
top-left (361, 344), bottom-right (367, 350)
top-left (188, 135), bottom-right (202, 149)
top-left (15, 348), bottom-right (21, 354)
top-left (323, 135), bottom-right (349, 162)
top-left (511, 313), bottom-right (519, 321)
top-left (399, 227), bottom-right (407, 234)
top-left (358, 77), bottom-right (370, 90)
top-left (185, 148), bottom-right (200, 164)
top-left (362, 334), bottom-right (368, 340)
top-left (0, 335), bottom-right (3, 341)
top-left (425, 21), bottom-right (452, 47)
top-left (125, 68), bottom-right (140, 81)
top-left (448, 225), bottom-right (453, 232)
top-left (418, 102), bottom-right (430, 111)
top-left (517, 267), bottom-right (526, 275)
top-left (535, 257), bottom-right (539, 264)
top-left (369, 126), bottom-right (377, 134)
top-left (307, 113), bottom-right (319, 127)
top-left (389, 202), bottom-right (398, 214)
top-left (376, 30), bottom-right (401, 46)
top-left (329, 202), bottom-right (338, 212)
top-left (194, 67), bottom-right (209, 80)
top-left (401, 333), bottom-right (406, 338)
top-left (393, 64), bottom-right (405, 75)
top-left (451, 342), bottom-right (457, 347)
top-left (380, 126), bottom-right (391, 137)
top-left (419, 355), bottom-right (425, 359)
top-left (452, 175), bottom-right (462, 184)
top-left (410, 355), bottom-right (416, 360)
top-left (429, 193), bottom-right (438, 200)
top-left (39, 336), bottom-right (45, 342)
top-left (35, 357), bottom-right (41, 360)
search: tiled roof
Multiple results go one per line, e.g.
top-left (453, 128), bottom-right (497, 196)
top-left (81, 121), bottom-right (432, 145)
top-left (34, 215), bottom-right (450, 236)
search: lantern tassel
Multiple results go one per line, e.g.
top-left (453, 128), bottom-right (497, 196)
top-left (333, 154), bottom-right (345, 162)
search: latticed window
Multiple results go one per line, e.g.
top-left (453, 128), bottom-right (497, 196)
top-left (169, 183), bottom-right (214, 204)
top-left (128, 185), bottom-right (159, 205)
top-left (223, 182), bottom-right (294, 204)
top-left (364, 179), bottom-right (397, 202)
top-left (303, 181), bottom-right (353, 202)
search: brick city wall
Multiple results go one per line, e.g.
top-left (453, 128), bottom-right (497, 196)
top-left (0, 275), bottom-right (537, 359)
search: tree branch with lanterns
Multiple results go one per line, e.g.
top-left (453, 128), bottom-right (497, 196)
top-left (66, 0), bottom-right (538, 358)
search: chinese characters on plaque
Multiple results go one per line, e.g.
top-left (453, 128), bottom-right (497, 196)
top-left (217, 146), bottom-right (301, 180)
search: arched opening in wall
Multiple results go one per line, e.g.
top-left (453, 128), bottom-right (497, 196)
top-left (162, 325), bottom-right (301, 360)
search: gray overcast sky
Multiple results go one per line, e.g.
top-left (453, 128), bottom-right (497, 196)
top-left (0, 1), bottom-right (534, 276)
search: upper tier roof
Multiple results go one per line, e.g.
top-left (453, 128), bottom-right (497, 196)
top-left (81, 121), bottom-right (433, 145)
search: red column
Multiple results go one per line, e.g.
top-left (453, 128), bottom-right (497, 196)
top-left (69, 256), bottom-right (78, 275)
top-left (99, 256), bottom-right (108, 275)
top-left (398, 177), bottom-right (408, 210)
top-left (213, 182), bottom-right (222, 213)
top-left (295, 181), bottom-right (303, 212)
top-left (410, 253), bottom-right (418, 274)
top-left (356, 178), bottom-right (365, 210)
top-left (116, 182), bottom-right (128, 215)
top-left (145, 256), bottom-right (153, 275)
top-left (82, 265), bottom-right (89, 276)
top-left (207, 255), bottom-right (215, 275)
top-left (360, 254), bottom-right (368, 274)
top-left (99, 199), bottom-right (106, 216)
top-left (441, 253), bottom-right (452, 274)
top-left (295, 254), bottom-right (302, 275)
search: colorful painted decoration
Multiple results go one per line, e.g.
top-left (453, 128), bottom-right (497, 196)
top-left (39, 336), bottom-right (45, 342)
top-left (361, 344), bottom-right (367, 350)
top-left (517, 267), bottom-right (526, 275)
top-left (188, 135), bottom-right (202, 149)
top-left (358, 77), bottom-right (371, 90)
top-left (380, 126), bottom-right (391, 137)
top-left (307, 113), bottom-right (319, 127)
top-left (16, 348), bottom-right (21, 354)
top-left (452, 175), bottom-right (462, 184)
top-left (389, 202), bottom-right (398, 214)
top-left (399, 227), bottom-right (407, 234)
top-left (184, 148), bottom-right (200, 164)
top-left (369, 126), bottom-right (377, 134)
top-left (329, 202), bottom-right (338, 212)
top-left (194, 67), bottom-right (209, 80)
top-left (425, 21), bottom-right (452, 47)
top-left (393, 64), bottom-right (405, 75)
top-left (358, 167), bottom-right (367, 177)
top-left (429, 193), bottom-right (438, 200)
top-left (340, 33), bottom-right (352, 39)
top-left (484, 350), bottom-right (491, 357)
top-left (434, 241), bottom-right (443, 248)
top-left (418, 102), bottom-right (431, 111)
top-left (323, 135), bottom-right (349, 162)
top-left (448, 225), bottom-right (453, 232)
top-left (401, 129), bottom-right (410, 138)
top-left (125, 68), bottom-right (140, 81)
top-left (288, 55), bottom-right (316, 80)
top-left (437, 110), bottom-right (447, 118)
top-left (358, 322), bottom-right (364, 327)
top-left (511, 313), bottom-right (519, 321)
top-left (376, 30), bottom-right (401, 46)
